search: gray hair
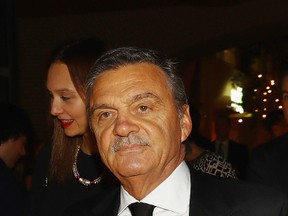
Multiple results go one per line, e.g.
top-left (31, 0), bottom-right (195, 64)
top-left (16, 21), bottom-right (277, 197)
top-left (86, 47), bottom-right (188, 125)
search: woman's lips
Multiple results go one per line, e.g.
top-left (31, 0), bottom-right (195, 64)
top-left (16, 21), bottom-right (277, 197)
top-left (60, 119), bottom-right (74, 128)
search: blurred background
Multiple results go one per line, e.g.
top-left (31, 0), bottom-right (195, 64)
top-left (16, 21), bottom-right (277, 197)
top-left (2, 0), bottom-right (288, 152)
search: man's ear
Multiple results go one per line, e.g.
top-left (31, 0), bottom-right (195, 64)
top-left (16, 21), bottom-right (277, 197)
top-left (180, 104), bottom-right (192, 142)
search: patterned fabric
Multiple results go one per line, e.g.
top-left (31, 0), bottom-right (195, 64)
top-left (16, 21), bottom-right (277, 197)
top-left (190, 150), bottom-right (238, 179)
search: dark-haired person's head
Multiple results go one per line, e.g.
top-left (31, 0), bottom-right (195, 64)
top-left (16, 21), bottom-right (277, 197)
top-left (86, 47), bottom-right (192, 200)
top-left (264, 109), bottom-right (288, 138)
top-left (0, 103), bottom-right (33, 168)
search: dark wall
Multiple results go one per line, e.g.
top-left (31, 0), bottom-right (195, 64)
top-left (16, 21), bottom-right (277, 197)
top-left (1, 0), bottom-right (17, 103)
top-left (15, 1), bottom-right (288, 141)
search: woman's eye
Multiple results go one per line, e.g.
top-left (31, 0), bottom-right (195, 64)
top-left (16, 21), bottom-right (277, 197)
top-left (48, 92), bottom-right (53, 99)
top-left (61, 96), bottom-right (70, 101)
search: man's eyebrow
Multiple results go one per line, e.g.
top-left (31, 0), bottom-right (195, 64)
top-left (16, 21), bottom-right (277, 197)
top-left (282, 90), bottom-right (288, 94)
top-left (90, 92), bottom-right (161, 114)
top-left (90, 104), bottom-right (110, 115)
top-left (129, 92), bottom-right (161, 103)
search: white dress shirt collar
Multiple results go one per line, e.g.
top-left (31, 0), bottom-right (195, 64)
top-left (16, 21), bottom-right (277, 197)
top-left (118, 161), bottom-right (191, 215)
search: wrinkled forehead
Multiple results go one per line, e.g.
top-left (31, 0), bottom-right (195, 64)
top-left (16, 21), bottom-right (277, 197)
top-left (93, 63), bottom-right (170, 90)
top-left (89, 63), bottom-right (173, 105)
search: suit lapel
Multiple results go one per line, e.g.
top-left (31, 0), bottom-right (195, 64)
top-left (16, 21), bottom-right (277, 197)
top-left (90, 185), bottom-right (120, 216)
top-left (188, 166), bottom-right (233, 216)
top-left (189, 167), bottom-right (209, 216)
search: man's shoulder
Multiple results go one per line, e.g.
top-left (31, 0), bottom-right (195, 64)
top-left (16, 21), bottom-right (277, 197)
top-left (63, 184), bottom-right (120, 216)
top-left (192, 169), bottom-right (284, 195)
top-left (261, 133), bottom-right (288, 150)
top-left (252, 133), bottom-right (288, 158)
top-left (190, 169), bottom-right (288, 215)
top-left (0, 159), bottom-right (19, 188)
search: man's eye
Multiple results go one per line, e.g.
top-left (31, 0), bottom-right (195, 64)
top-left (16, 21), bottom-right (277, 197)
top-left (100, 112), bottom-right (111, 119)
top-left (138, 105), bottom-right (149, 112)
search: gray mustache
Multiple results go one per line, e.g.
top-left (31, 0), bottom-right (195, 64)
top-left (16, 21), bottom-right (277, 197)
top-left (112, 134), bottom-right (151, 152)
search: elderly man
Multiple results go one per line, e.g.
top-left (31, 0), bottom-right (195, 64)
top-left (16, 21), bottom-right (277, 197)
top-left (65, 47), bottom-right (288, 216)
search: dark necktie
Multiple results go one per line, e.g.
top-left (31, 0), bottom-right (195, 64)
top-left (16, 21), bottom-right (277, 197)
top-left (128, 202), bottom-right (155, 216)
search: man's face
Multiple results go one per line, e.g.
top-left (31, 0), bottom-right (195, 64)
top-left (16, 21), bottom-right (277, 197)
top-left (282, 76), bottom-right (288, 123)
top-left (89, 63), bottom-right (191, 182)
top-left (2, 135), bottom-right (27, 168)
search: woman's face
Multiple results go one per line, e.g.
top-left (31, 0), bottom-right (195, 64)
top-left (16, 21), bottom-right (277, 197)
top-left (46, 62), bottom-right (88, 137)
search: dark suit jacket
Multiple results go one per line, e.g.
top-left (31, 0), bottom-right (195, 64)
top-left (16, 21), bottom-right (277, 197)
top-left (247, 133), bottom-right (288, 196)
top-left (210, 140), bottom-right (249, 179)
top-left (64, 166), bottom-right (288, 216)
top-left (0, 159), bottom-right (28, 216)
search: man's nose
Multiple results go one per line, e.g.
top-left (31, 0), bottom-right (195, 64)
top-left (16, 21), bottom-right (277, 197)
top-left (113, 113), bottom-right (140, 137)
